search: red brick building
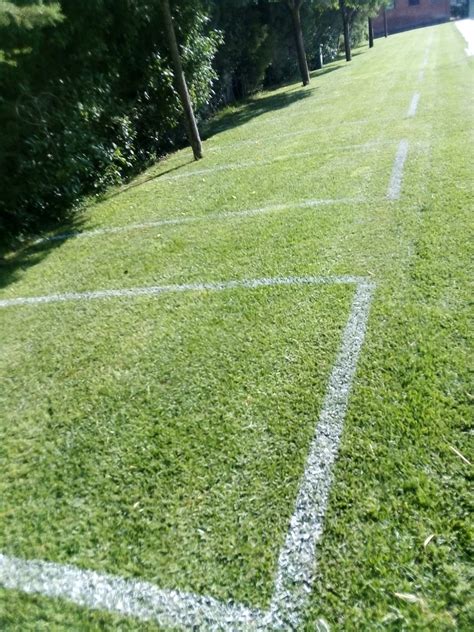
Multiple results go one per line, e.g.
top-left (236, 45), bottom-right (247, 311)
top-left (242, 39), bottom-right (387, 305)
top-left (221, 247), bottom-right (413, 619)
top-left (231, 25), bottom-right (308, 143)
top-left (373, 0), bottom-right (451, 36)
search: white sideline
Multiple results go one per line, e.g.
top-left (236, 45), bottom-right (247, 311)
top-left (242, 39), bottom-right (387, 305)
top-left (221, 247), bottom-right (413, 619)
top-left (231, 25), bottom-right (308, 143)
top-left (0, 275), bottom-right (371, 309)
top-left (0, 275), bottom-right (375, 630)
top-left (407, 92), bottom-right (420, 118)
top-left (207, 117), bottom-right (404, 152)
top-left (161, 138), bottom-right (387, 182)
top-left (33, 197), bottom-right (364, 245)
top-left (387, 140), bottom-right (409, 200)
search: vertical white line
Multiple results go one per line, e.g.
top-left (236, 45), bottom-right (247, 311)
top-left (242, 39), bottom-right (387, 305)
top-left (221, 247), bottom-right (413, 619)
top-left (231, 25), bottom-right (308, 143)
top-left (267, 282), bottom-right (375, 629)
top-left (387, 140), bottom-right (409, 200)
top-left (407, 92), bottom-right (420, 118)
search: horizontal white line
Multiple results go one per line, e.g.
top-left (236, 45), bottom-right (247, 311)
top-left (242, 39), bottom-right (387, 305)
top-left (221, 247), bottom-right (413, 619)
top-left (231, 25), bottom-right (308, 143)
top-left (208, 137), bottom-right (395, 154)
top-left (163, 138), bottom-right (388, 181)
top-left (407, 92), bottom-right (420, 118)
top-left (206, 119), bottom-right (384, 150)
top-left (0, 554), bottom-right (264, 630)
top-left (0, 275), bottom-right (372, 309)
top-left (387, 140), bottom-right (409, 201)
top-left (34, 197), bottom-right (364, 245)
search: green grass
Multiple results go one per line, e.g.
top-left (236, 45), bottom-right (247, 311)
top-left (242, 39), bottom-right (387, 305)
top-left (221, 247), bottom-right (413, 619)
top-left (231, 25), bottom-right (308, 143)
top-left (1, 23), bottom-right (473, 630)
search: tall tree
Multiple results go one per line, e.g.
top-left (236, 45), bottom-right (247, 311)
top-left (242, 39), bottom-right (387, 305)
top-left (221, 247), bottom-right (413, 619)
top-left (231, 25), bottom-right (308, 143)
top-left (286, 0), bottom-right (310, 85)
top-left (160, 0), bottom-right (203, 160)
top-left (338, 0), bottom-right (354, 62)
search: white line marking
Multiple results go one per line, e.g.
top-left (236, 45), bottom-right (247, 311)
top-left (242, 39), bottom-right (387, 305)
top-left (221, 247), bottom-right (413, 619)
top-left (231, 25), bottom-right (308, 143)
top-left (0, 554), bottom-right (264, 631)
top-left (208, 137), bottom-right (392, 154)
top-left (387, 140), bottom-right (409, 200)
top-left (207, 118), bottom-right (401, 151)
top-left (163, 138), bottom-right (388, 182)
top-left (33, 197), bottom-right (364, 245)
top-left (162, 149), bottom-right (318, 181)
top-left (0, 275), bottom-right (371, 309)
top-left (0, 276), bottom-right (375, 630)
top-left (267, 281), bottom-right (375, 628)
top-left (407, 92), bottom-right (420, 118)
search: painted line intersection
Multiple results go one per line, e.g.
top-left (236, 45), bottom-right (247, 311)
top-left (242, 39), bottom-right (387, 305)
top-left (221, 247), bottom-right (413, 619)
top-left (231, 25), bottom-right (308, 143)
top-left (0, 275), bottom-right (375, 629)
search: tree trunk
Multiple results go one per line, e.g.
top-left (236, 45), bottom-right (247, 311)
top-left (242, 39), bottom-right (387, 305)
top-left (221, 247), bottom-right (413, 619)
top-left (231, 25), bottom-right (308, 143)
top-left (288, 2), bottom-right (310, 86)
top-left (383, 9), bottom-right (388, 38)
top-left (339, 0), bottom-right (351, 62)
top-left (161, 0), bottom-right (202, 160)
top-left (368, 17), bottom-right (374, 48)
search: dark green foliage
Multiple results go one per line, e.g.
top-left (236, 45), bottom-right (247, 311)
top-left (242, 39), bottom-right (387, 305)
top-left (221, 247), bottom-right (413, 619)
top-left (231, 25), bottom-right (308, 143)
top-left (0, 0), bottom-right (219, 247)
top-left (0, 0), bottom-right (387, 247)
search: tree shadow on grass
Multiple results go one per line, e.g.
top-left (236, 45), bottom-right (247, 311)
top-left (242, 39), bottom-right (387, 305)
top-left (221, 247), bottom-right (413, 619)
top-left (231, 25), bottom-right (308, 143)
top-left (202, 86), bottom-right (316, 140)
top-left (0, 215), bottom-right (86, 292)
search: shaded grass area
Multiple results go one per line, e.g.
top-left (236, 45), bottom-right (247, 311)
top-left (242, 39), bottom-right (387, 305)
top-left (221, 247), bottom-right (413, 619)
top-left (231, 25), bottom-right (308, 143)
top-left (0, 22), bottom-right (472, 631)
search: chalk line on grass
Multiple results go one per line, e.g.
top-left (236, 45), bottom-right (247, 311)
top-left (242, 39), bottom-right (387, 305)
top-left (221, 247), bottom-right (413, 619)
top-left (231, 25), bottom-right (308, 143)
top-left (162, 138), bottom-right (387, 182)
top-left (0, 554), bottom-right (264, 631)
top-left (267, 280), bottom-right (375, 629)
top-left (0, 275), bottom-right (371, 309)
top-left (0, 275), bottom-right (375, 631)
top-left (33, 197), bottom-right (365, 246)
top-left (407, 92), bottom-right (420, 118)
top-left (387, 140), bottom-right (409, 200)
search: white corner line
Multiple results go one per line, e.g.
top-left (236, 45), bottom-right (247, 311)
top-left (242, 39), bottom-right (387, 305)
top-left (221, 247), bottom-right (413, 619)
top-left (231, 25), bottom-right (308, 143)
top-left (32, 197), bottom-right (365, 246)
top-left (387, 140), bottom-right (409, 201)
top-left (0, 275), bottom-right (372, 309)
top-left (0, 276), bottom-right (375, 630)
top-left (407, 92), bottom-right (420, 118)
top-left (0, 554), bottom-right (265, 631)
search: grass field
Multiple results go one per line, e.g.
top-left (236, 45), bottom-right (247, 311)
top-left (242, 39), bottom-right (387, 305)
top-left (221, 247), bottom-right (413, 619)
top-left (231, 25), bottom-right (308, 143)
top-left (1, 23), bottom-right (473, 630)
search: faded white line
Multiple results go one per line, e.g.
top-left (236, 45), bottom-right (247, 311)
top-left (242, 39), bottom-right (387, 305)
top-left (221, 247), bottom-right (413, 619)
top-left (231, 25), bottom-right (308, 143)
top-left (407, 92), bottom-right (420, 118)
top-left (208, 137), bottom-right (393, 154)
top-left (207, 117), bottom-right (404, 152)
top-left (164, 138), bottom-right (387, 181)
top-left (387, 140), bottom-right (409, 200)
top-left (33, 197), bottom-right (365, 245)
top-left (0, 275), bottom-right (371, 309)
top-left (0, 275), bottom-right (375, 631)
top-left (266, 280), bottom-right (375, 628)
top-left (162, 149), bottom-right (317, 181)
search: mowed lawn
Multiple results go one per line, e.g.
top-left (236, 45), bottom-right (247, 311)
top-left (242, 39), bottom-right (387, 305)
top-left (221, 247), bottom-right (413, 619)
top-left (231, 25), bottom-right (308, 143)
top-left (1, 23), bottom-right (472, 630)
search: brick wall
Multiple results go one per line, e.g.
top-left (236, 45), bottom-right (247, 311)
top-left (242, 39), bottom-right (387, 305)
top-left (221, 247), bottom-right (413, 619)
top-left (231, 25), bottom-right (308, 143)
top-left (373, 0), bottom-right (451, 36)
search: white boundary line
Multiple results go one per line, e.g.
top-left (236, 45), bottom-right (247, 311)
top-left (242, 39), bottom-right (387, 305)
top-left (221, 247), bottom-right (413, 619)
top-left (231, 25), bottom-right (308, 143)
top-left (206, 117), bottom-right (403, 152)
top-left (33, 197), bottom-right (365, 246)
top-left (0, 275), bottom-right (375, 630)
top-left (208, 136), bottom-right (394, 154)
top-left (161, 139), bottom-right (388, 182)
top-left (387, 140), bottom-right (409, 201)
top-left (407, 92), bottom-right (420, 118)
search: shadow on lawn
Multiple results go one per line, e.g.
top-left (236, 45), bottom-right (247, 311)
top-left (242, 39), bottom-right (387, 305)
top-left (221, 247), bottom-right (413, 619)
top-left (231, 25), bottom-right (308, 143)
top-left (202, 85), bottom-right (315, 139)
top-left (0, 215), bottom-right (85, 291)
